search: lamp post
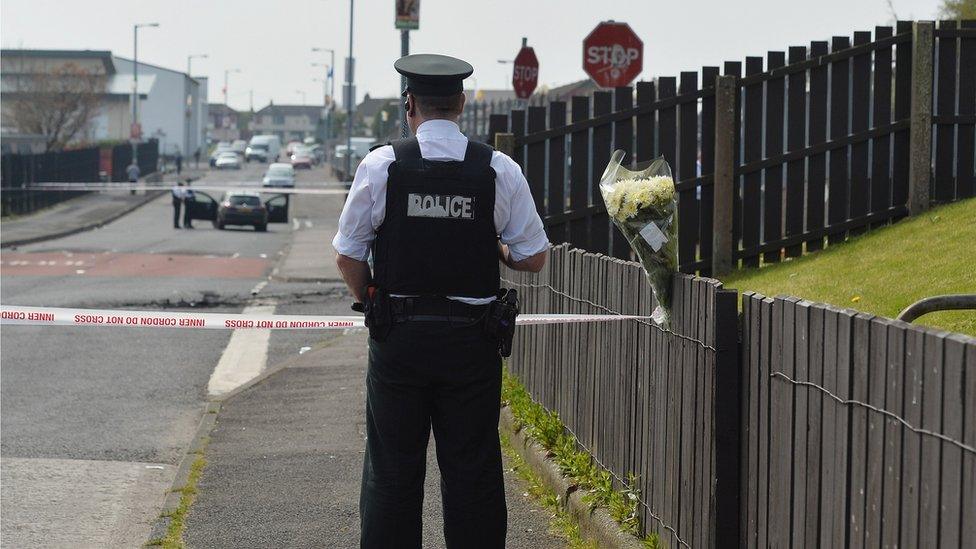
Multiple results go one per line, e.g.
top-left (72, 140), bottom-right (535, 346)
top-left (312, 47), bottom-right (336, 150)
top-left (223, 68), bottom-right (241, 106)
top-left (345, 0), bottom-right (354, 180)
top-left (132, 22), bottom-right (159, 166)
top-left (185, 54), bottom-right (207, 158)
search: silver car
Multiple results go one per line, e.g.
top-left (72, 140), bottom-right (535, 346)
top-left (262, 163), bottom-right (295, 187)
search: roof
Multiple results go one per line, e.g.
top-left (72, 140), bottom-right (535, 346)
top-left (543, 78), bottom-right (601, 101)
top-left (254, 104), bottom-right (325, 118)
top-left (1, 48), bottom-right (116, 75)
top-left (464, 88), bottom-right (517, 103)
top-left (356, 95), bottom-right (398, 119)
top-left (112, 56), bottom-right (200, 85)
top-left (208, 103), bottom-right (239, 116)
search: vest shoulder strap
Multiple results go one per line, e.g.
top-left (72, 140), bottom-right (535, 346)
top-left (462, 140), bottom-right (494, 177)
top-left (390, 137), bottom-right (422, 169)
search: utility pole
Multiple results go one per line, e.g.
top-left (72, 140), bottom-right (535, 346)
top-left (186, 53), bottom-right (207, 158)
top-left (345, 0), bottom-right (355, 180)
top-left (400, 29), bottom-right (409, 137)
top-left (224, 68), bottom-right (241, 106)
top-left (311, 47), bottom-right (336, 143)
top-left (131, 22), bottom-right (158, 166)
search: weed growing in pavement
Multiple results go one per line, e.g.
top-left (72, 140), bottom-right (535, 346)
top-left (501, 368), bottom-right (660, 548)
top-left (499, 431), bottom-right (596, 549)
top-left (145, 453), bottom-right (206, 548)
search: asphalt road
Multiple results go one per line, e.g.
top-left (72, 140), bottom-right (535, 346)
top-left (0, 158), bottom-right (344, 548)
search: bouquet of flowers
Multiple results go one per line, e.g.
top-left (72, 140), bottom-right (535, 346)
top-left (599, 150), bottom-right (678, 327)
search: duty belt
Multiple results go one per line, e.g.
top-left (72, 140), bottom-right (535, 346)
top-left (388, 296), bottom-right (489, 324)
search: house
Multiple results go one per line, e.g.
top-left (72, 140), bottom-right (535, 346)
top-left (249, 104), bottom-right (325, 142)
top-left (355, 94), bottom-right (399, 137)
top-left (208, 103), bottom-right (242, 142)
top-left (113, 56), bottom-right (206, 157)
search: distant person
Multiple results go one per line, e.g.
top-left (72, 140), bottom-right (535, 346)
top-left (182, 182), bottom-right (196, 229)
top-left (194, 148), bottom-right (201, 168)
top-left (126, 162), bottom-right (140, 183)
top-left (171, 182), bottom-right (185, 229)
top-left (175, 151), bottom-right (183, 175)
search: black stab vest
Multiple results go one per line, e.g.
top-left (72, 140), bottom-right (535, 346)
top-left (372, 137), bottom-right (499, 298)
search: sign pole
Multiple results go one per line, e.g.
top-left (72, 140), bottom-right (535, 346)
top-left (400, 29), bottom-right (409, 137)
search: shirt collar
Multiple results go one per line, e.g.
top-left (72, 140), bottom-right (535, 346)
top-left (416, 119), bottom-right (463, 138)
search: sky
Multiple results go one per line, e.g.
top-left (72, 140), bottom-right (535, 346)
top-left (0, 0), bottom-right (945, 112)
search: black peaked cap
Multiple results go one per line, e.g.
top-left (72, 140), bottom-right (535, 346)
top-left (395, 54), bottom-right (473, 97)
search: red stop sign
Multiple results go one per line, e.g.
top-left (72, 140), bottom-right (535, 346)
top-left (583, 21), bottom-right (643, 88)
top-left (512, 46), bottom-right (539, 99)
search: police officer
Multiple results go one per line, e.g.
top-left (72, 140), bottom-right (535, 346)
top-left (332, 54), bottom-right (549, 549)
top-left (171, 182), bottom-right (184, 229)
top-left (182, 182), bottom-right (195, 229)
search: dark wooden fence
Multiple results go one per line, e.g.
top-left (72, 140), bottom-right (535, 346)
top-left (505, 246), bottom-right (976, 548)
top-left (0, 140), bottom-right (160, 217)
top-left (486, 20), bottom-right (975, 276)
top-left (504, 244), bottom-right (740, 548)
top-left (0, 147), bottom-right (99, 216)
top-left (741, 292), bottom-right (976, 548)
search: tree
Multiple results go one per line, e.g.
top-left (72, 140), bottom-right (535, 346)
top-left (939, 0), bottom-right (976, 19)
top-left (6, 62), bottom-right (105, 150)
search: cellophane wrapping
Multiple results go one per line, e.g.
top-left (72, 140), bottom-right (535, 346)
top-left (598, 150), bottom-right (678, 327)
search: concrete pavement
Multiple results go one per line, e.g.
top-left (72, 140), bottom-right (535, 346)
top-left (0, 168), bottom-right (206, 248)
top-left (185, 331), bottom-right (569, 549)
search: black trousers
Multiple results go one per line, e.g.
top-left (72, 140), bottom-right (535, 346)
top-left (172, 199), bottom-right (181, 227)
top-left (182, 199), bottom-right (193, 227)
top-left (360, 321), bottom-right (506, 549)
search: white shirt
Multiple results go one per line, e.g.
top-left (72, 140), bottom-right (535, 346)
top-left (332, 119), bottom-right (549, 303)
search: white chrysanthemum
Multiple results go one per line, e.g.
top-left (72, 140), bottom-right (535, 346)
top-left (601, 175), bottom-right (675, 221)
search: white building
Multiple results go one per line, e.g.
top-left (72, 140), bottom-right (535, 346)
top-left (113, 56), bottom-right (207, 157)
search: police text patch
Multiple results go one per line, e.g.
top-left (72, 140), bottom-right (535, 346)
top-left (407, 193), bottom-right (474, 220)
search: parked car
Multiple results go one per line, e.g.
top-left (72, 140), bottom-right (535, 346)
top-left (285, 140), bottom-right (303, 156)
top-left (333, 138), bottom-right (375, 180)
top-left (209, 143), bottom-right (234, 167)
top-left (290, 147), bottom-right (314, 169)
top-left (263, 163), bottom-right (296, 187)
top-left (183, 191), bottom-right (289, 231)
top-left (246, 135), bottom-right (282, 163)
top-left (231, 139), bottom-right (247, 155)
top-left (214, 151), bottom-right (242, 170)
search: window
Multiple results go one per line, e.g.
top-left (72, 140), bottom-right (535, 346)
top-left (273, 115), bottom-right (284, 124)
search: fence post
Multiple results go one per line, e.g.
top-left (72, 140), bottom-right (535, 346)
top-left (908, 21), bottom-right (934, 215)
top-left (495, 132), bottom-right (515, 158)
top-left (712, 75), bottom-right (737, 276)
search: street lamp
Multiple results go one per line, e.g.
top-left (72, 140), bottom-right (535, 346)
top-left (132, 22), bottom-right (159, 165)
top-left (311, 47), bottom-right (336, 145)
top-left (223, 68), bottom-right (241, 106)
top-left (185, 54), bottom-right (207, 158)
top-left (497, 59), bottom-right (513, 89)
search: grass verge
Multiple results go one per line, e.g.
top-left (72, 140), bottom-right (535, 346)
top-left (723, 198), bottom-right (976, 335)
top-left (502, 368), bottom-right (660, 548)
top-left (500, 431), bottom-right (596, 549)
top-left (145, 453), bottom-right (207, 548)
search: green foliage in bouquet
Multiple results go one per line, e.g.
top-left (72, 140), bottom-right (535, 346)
top-left (599, 151), bottom-right (678, 327)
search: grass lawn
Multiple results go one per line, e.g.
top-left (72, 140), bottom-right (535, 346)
top-left (721, 198), bottom-right (976, 336)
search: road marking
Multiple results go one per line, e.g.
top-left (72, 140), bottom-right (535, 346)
top-left (292, 218), bottom-right (301, 231)
top-left (207, 301), bottom-right (276, 397)
top-left (304, 220), bottom-right (313, 228)
top-left (250, 280), bottom-right (268, 295)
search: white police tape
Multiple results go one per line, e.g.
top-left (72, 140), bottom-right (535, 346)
top-left (0, 305), bottom-right (649, 330)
